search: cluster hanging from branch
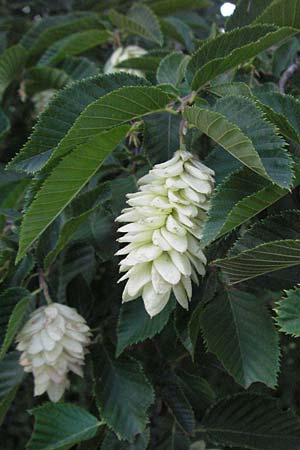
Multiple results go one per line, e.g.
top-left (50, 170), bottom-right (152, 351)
top-left (116, 149), bottom-right (215, 317)
top-left (16, 303), bottom-right (91, 402)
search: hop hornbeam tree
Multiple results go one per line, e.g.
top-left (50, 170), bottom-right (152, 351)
top-left (2, 0), bottom-right (300, 448)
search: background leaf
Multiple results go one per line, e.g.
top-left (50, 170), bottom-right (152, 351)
top-left (27, 403), bottom-right (100, 450)
top-left (93, 346), bottom-right (154, 442)
top-left (200, 289), bottom-right (280, 388)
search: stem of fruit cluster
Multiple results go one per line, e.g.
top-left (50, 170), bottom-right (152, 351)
top-left (38, 269), bottom-right (52, 305)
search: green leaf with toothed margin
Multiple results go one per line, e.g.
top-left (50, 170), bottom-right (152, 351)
top-left (186, 24), bottom-right (296, 90)
top-left (93, 346), bottom-right (154, 442)
top-left (184, 96), bottom-right (293, 188)
top-left (275, 287), bottom-right (300, 337)
top-left (27, 403), bottom-right (100, 450)
top-left (200, 289), bottom-right (280, 388)
top-left (255, 0), bottom-right (300, 29)
top-left (201, 165), bottom-right (300, 247)
top-left (109, 4), bottom-right (163, 46)
top-left (202, 393), bottom-right (300, 449)
top-left (17, 126), bottom-right (129, 262)
top-left (8, 73), bottom-right (149, 174)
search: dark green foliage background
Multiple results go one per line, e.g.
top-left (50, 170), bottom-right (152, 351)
top-left (1, 0), bottom-right (300, 449)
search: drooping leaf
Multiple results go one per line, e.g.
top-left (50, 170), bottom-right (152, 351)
top-left (44, 207), bottom-right (98, 269)
top-left (0, 295), bottom-right (32, 360)
top-left (226, 0), bottom-right (273, 30)
top-left (161, 372), bottom-right (195, 433)
top-left (214, 211), bottom-right (300, 285)
top-left (254, 91), bottom-right (300, 143)
top-left (272, 37), bottom-right (300, 78)
top-left (186, 25), bottom-right (295, 90)
top-left (143, 111), bottom-right (181, 165)
top-left (184, 96), bottom-right (293, 188)
top-left (116, 297), bottom-right (175, 357)
top-left (177, 370), bottom-right (215, 419)
top-left (46, 85), bottom-right (172, 166)
top-left (0, 44), bottom-right (27, 99)
top-left (0, 384), bottom-right (19, 427)
top-left (275, 287), bottom-right (300, 336)
top-left (0, 352), bottom-right (24, 398)
top-left (101, 429), bottom-right (150, 450)
top-left (201, 166), bottom-right (299, 247)
top-left (24, 66), bottom-right (69, 96)
top-left (93, 346), bottom-right (154, 442)
top-left (21, 13), bottom-right (102, 62)
top-left (149, 0), bottom-right (211, 16)
top-left (38, 29), bottom-right (111, 67)
top-left (8, 73), bottom-right (148, 174)
top-left (0, 288), bottom-right (31, 349)
top-left (255, 0), bottom-right (300, 29)
top-left (0, 108), bottom-right (9, 141)
top-left (17, 125), bottom-right (129, 261)
top-left (202, 393), bottom-right (300, 449)
top-left (160, 18), bottom-right (194, 52)
top-left (109, 4), bottom-right (163, 46)
top-left (61, 56), bottom-right (99, 80)
top-left (156, 52), bottom-right (189, 87)
top-left (27, 403), bottom-right (100, 450)
top-left (200, 289), bottom-right (280, 388)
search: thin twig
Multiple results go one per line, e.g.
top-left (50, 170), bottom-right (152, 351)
top-left (38, 269), bottom-right (52, 304)
top-left (278, 55), bottom-right (300, 93)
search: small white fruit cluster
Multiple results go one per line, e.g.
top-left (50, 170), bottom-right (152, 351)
top-left (116, 150), bottom-right (215, 317)
top-left (16, 303), bottom-right (91, 402)
top-left (104, 45), bottom-right (147, 77)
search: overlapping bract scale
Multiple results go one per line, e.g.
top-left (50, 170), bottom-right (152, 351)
top-left (16, 303), bottom-right (91, 402)
top-left (116, 150), bottom-right (214, 317)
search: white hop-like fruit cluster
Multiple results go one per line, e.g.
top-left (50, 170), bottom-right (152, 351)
top-left (104, 45), bottom-right (147, 77)
top-left (16, 303), bottom-right (91, 402)
top-left (116, 150), bottom-right (215, 317)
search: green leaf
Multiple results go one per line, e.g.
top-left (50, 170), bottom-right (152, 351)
top-left (8, 73), bottom-right (148, 174)
top-left (160, 18), bottom-right (194, 51)
top-left (0, 384), bottom-right (19, 427)
top-left (0, 288), bottom-right (31, 349)
top-left (206, 81), bottom-right (252, 98)
top-left (201, 167), bottom-right (298, 247)
top-left (38, 30), bottom-right (111, 67)
top-left (44, 206), bottom-right (98, 269)
top-left (156, 52), bottom-right (189, 87)
top-left (27, 403), bottom-right (100, 450)
top-left (17, 125), bottom-right (129, 262)
top-left (186, 25), bottom-right (295, 90)
top-left (275, 287), bottom-right (300, 336)
top-left (46, 85), bottom-right (172, 166)
top-left (61, 56), bottom-right (99, 80)
top-left (0, 351), bottom-right (24, 398)
top-left (161, 372), bottom-right (195, 433)
top-left (0, 108), bottom-right (10, 141)
top-left (0, 295), bottom-right (32, 360)
top-left (272, 37), bottom-right (300, 78)
top-left (116, 297), bottom-right (175, 357)
top-left (116, 55), bottom-right (163, 73)
top-left (21, 13), bottom-right (102, 62)
top-left (149, 0), bottom-right (211, 16)
top-left (24, 67), bottom-right (70, 96)
top-left (254, 91), bottom-right (300, 143)
top-left (226, 0), bottom-right (273, 30)
top-left (109, 4), bottom-right (163, 46)
top-left (255, 0), bottom-right (300, 29)
top-left (0, 44), bottom-right (27, 99)
top-left (93, 346), bottom-right (154, 442)
top-left (202, 393), bottom-right (300, 449)
top-left (184, 96), bottom-right (293, 188)
top-left (143, 111), bottom-right (181, 165)
top-left (200, 289), bottom-right (280, 388)
top-left (214, 240), bottom-right (300, 285)
top-left (177, 370), bottom-right (215, 418)
top-left (101, 429), bottom-right (150, 450)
